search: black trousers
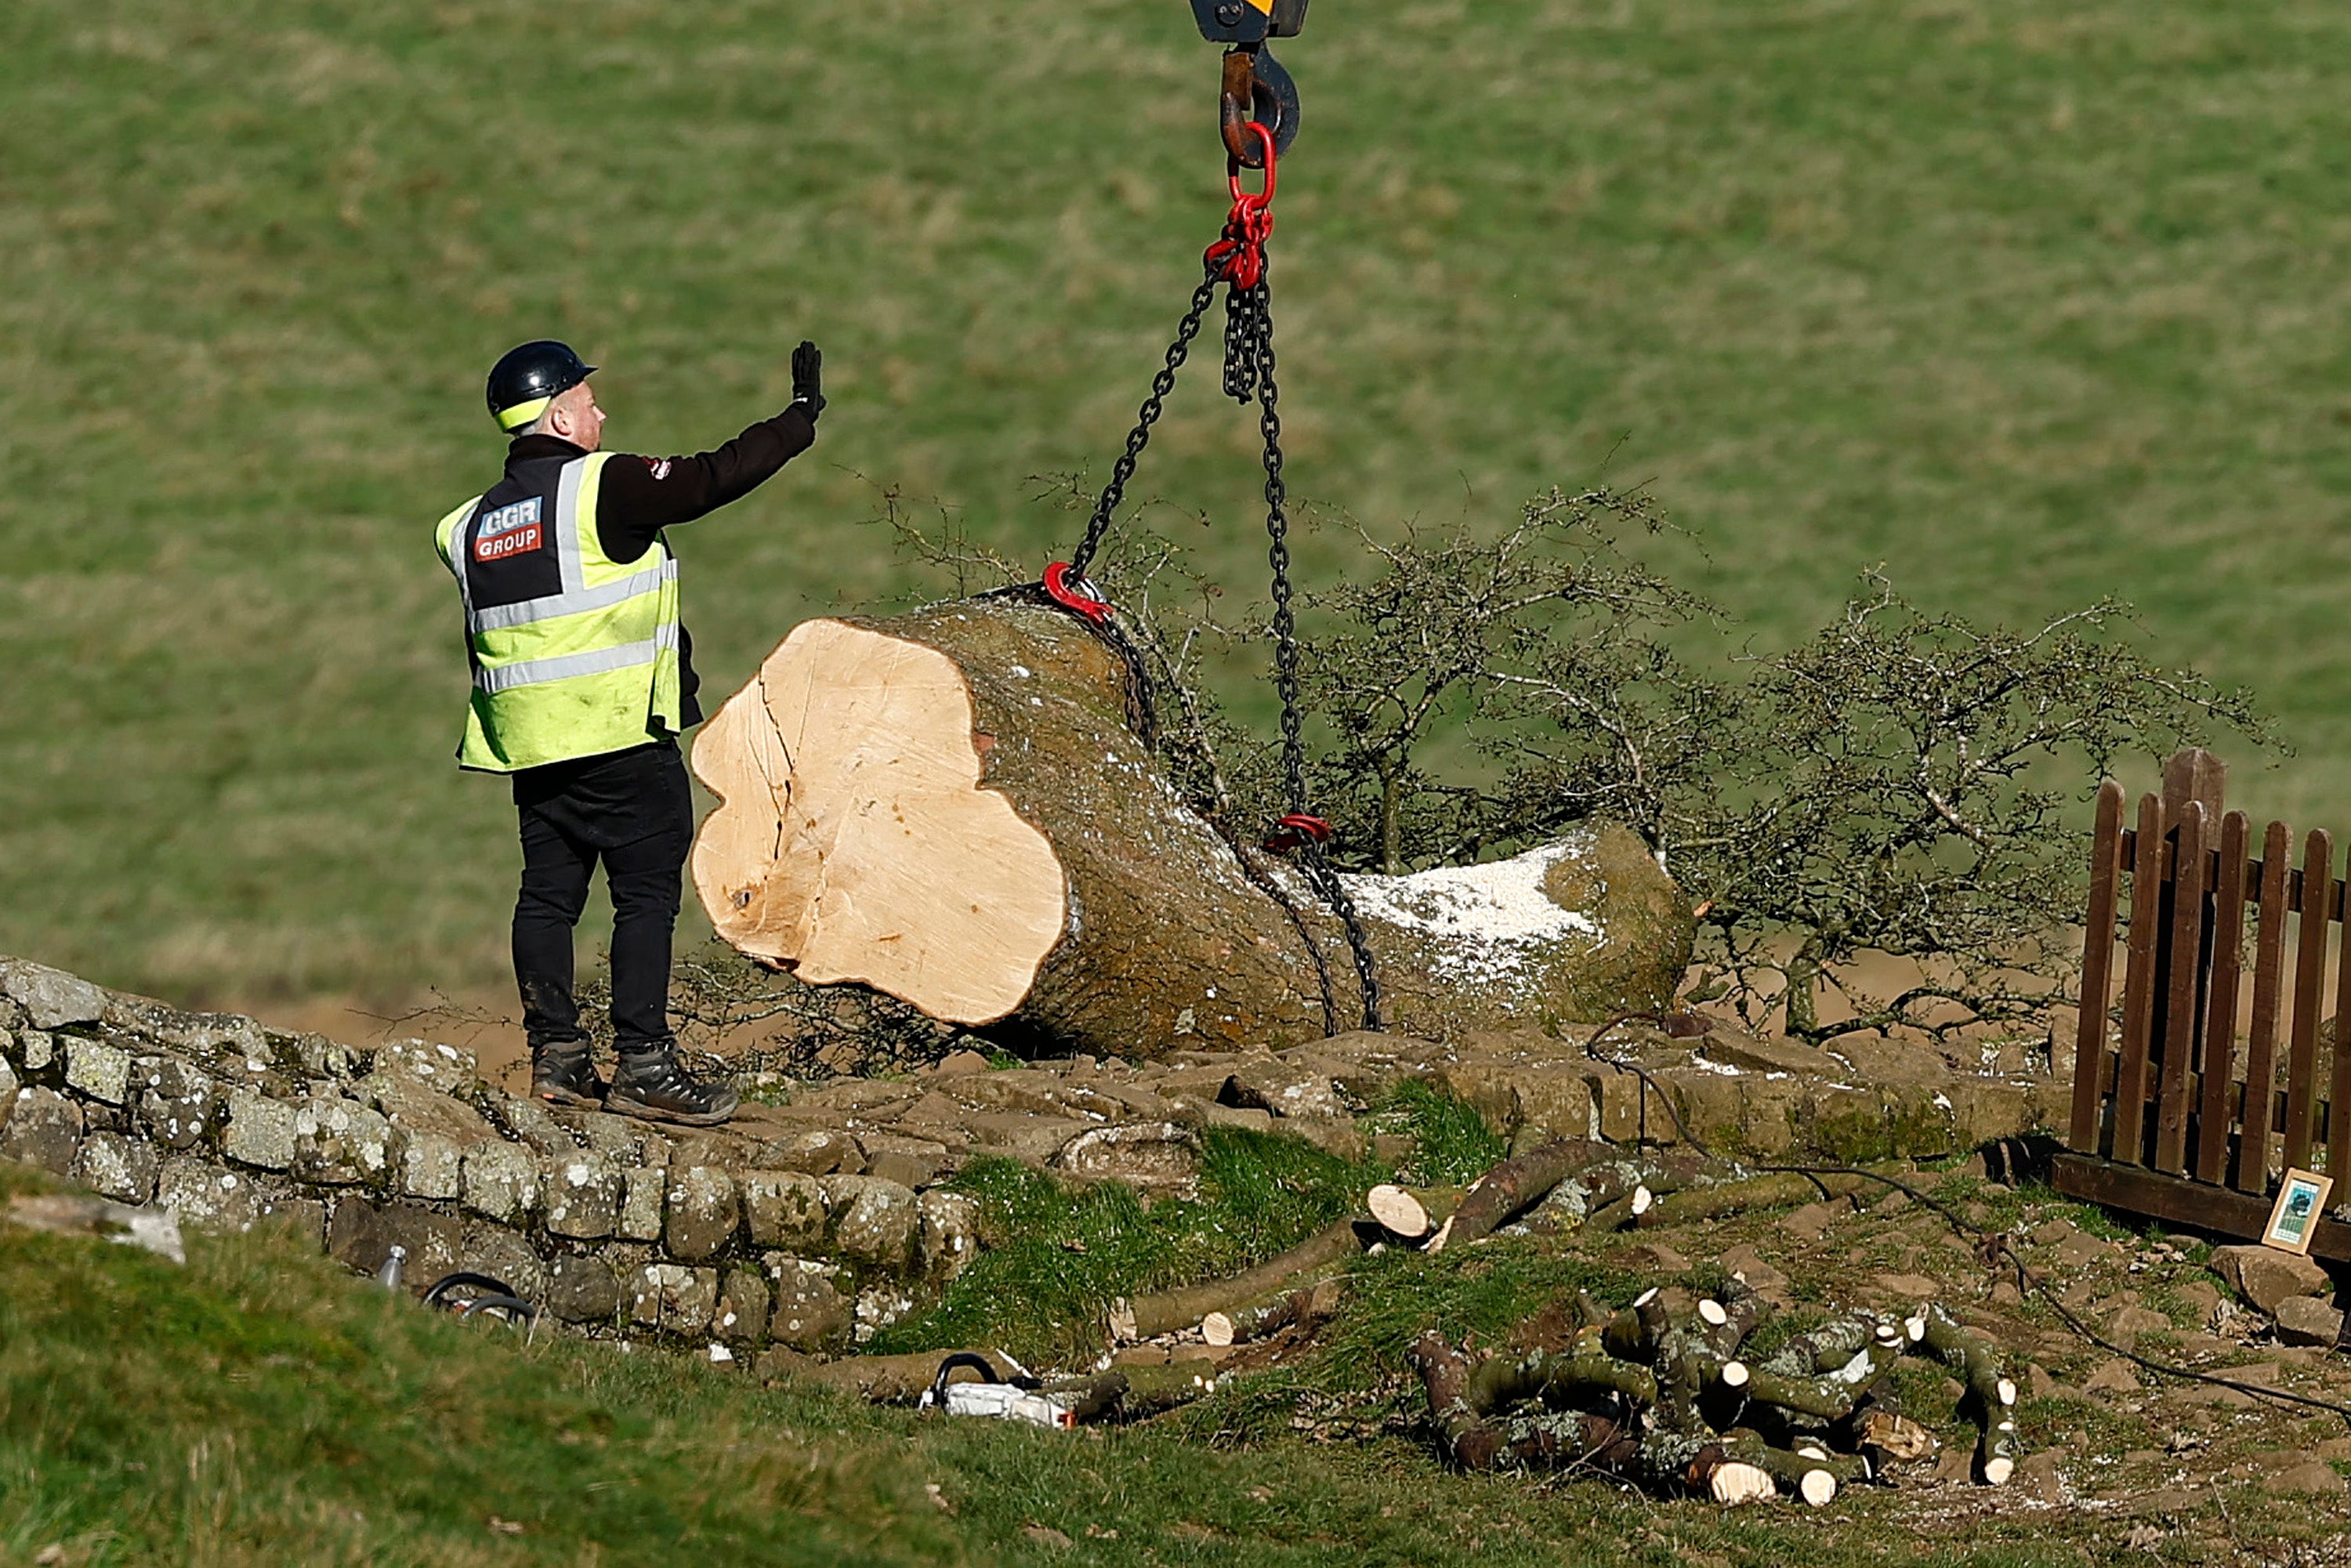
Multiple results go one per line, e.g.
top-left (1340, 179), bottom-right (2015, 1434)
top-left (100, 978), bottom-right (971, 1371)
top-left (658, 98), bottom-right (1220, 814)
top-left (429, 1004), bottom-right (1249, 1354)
top-left (510, 739), bottom-right (693, 1052)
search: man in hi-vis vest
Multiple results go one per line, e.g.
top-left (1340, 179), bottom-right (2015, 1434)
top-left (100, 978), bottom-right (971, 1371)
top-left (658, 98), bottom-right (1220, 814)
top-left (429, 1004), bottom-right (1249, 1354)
top-left (435, 339), bottom-right (824, 1125)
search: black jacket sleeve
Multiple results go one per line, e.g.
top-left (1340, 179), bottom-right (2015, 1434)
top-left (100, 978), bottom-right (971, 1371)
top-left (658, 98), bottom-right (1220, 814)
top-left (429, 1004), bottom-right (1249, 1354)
top-left (595, 404), bottom-right (817, 565)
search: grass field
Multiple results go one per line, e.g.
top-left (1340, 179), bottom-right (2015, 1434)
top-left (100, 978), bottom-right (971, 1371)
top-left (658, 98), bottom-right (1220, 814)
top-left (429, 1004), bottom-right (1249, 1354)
top-left (0, 1158), bottom-right (2292, 1568)
top-left (6, 0), bottom-right (2351, 1000)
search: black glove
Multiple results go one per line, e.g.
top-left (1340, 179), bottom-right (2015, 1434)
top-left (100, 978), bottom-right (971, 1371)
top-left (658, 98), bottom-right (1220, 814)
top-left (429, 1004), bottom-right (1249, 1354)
top-left (791, 339), bottom-right (824, 418)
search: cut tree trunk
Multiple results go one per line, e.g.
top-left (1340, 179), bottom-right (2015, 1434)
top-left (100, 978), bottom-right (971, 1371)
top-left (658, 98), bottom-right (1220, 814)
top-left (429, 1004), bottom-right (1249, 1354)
top-left (1366, 1183), bottom-right (1463, 1243)
top-left (1428, 1138), bottom-right (1613, 1251)
top-left (1109, 1219), bottom-right (1367, 1342)
top-left (689, 602), bottom-right (1692, 1058)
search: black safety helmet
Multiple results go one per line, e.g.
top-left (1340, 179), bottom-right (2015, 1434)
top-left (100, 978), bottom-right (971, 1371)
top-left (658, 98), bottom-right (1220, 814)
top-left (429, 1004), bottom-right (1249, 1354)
top-left (486, 340), bottom-right (597, 433)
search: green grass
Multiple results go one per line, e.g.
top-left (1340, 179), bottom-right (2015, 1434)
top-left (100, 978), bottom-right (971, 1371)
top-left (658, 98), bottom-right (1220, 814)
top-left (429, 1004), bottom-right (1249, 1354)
top-left (873, 1128), bottom-right (1386, 1365)
top-left (0, 1162), bottom-right (2152, 1567)
top-left (0, 1164), bottom-right (958, 1566)
top-left (9, 0), bottom-right (2351, 999)
top-left (875, 1088), bottom-right (1525, 1364)
top-left (1368, 1081), bottom-right (1509, 1189)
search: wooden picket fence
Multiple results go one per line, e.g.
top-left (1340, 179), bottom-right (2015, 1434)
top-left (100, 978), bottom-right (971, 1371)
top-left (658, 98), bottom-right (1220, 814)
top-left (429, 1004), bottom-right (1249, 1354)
top-left (2052, 749), bottom-right (2351, 1258)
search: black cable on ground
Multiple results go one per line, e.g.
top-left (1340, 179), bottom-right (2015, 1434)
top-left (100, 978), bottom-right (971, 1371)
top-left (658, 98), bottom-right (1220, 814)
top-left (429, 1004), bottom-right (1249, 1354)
top-left (458, 1294), bottom-right (539, 1324)
top-left (420, 1270), bottom-right (521, 1310)
top-left (1577, 1012), bottom-right (2351, 1427)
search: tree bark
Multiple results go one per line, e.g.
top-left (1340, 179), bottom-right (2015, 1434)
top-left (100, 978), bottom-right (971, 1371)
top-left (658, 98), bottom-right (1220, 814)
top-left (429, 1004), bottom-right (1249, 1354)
top-left (1427, 1138), bottom-right (1614, 1251)
top-left (1408, 1329), bottom-right (1505, 1471)
top-left (1465, 1339), bottom-right (1661, 1412)
top-left (690, 603), bottom-right (1692, 1058)
top-left (1107, 1219), bottom-right (1367, 1342)
top-left (1409, 1330), bottom-right (1641, 1474)
top-left (1919, 1305), bottom-right (2020, 1484)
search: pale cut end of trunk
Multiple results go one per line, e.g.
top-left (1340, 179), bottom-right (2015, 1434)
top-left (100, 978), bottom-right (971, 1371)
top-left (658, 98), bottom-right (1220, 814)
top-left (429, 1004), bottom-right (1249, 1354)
top-left (1796, 1469), bottom-right (1838, 1508)
top-left (1859, 1410), bottom-right (1935, 1463)
top-left (1905, 1309), bottom-right (1929, 1342)
top-left (1995, 1377), bottom-right (2017, 1407)
top-left (1720, 1360), bottom-right (1751, 1389)
top-left (1710, 1463), bottom-right (1776, 1506)
top-left (1697, 1298), bottom-right (1729, 1328)
top-left (1982, 1455), bottom-right (2015, 1487)
top-left (1367, 1184), bottom-right (1432, 1240)
top-left (1201, 1313), bottom-right (1237, 1348)
top-left (690, 618), bottom-right (1068, 1024)
top-left (1630, 1185), bottom-right (1654, 1215)
top-left (1107, 1298), bottom-right (1139, 1343)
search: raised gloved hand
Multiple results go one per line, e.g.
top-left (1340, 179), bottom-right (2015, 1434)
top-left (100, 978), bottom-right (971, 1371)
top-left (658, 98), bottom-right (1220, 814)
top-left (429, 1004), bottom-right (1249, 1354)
top-left (792, 339), bottom-right (824, 418)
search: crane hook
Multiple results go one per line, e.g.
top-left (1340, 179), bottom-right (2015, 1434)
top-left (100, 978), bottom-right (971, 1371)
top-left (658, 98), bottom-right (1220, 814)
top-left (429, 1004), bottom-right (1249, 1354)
top-left (1220, 45), bottom-right (1299, 165)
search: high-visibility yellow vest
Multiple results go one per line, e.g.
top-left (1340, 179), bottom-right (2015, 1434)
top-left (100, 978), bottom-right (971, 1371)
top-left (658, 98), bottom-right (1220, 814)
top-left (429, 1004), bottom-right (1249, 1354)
top-left (433, 452), bottom-right (684, 772)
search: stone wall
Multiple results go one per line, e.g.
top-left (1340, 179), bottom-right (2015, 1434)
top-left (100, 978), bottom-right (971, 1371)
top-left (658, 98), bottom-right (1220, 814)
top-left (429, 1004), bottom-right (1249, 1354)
top-left (0, 955), bottom-right (974, 1356)
top-left (0, 951), bottom-right (2070, 1359)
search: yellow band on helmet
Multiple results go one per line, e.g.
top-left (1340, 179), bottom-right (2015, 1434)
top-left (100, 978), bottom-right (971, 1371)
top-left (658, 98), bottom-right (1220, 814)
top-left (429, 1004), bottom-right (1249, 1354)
top-left (494, 396), bottom-right (552, 432)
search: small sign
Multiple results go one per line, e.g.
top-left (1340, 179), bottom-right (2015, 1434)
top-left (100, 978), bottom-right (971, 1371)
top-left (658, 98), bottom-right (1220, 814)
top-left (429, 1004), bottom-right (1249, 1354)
top-left (2262, 1168), bottom-right (2334, 1256)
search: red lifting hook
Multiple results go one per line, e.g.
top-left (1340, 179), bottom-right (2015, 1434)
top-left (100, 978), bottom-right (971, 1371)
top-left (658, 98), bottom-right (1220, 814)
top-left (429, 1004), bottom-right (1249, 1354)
top-left (1262, 812), bottom-right (1333, 853)
top-left (1042, 561), bottom-right (1114, 625)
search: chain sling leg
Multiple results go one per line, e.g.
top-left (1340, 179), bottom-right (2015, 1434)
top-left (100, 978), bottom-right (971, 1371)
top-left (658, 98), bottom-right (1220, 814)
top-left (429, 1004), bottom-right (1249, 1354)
top-left (1237, 279), bottom-right (1386, 1031)
top-left (977, 275), bottom-right (1225, 745)
top-left (1067, 275), bottom-right (1222, 584)
top-left (1021, 122), bottom-right (1384, 1036)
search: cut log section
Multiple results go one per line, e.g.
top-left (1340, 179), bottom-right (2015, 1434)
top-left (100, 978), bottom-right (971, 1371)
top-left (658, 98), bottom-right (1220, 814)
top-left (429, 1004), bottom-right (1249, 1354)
top-left (1427, 1138), bottom-right (1612, 1251)
top-left (1109, 1219), bottom-right (1367, 1342)
top-left (1919, 1305), bottom-right (2020, 1484)
top-left (1200, 1275), bottom-right (1346, 1348)
top-left (1603, 1287), bottom-right (1670, 1361)
top-left (690, 603), bottom-right (1693, 1057)
top-left (1409, 1282), bottom-right (2024, 1500)
top-left (1366, 1183), bottom-right (1463, 1243)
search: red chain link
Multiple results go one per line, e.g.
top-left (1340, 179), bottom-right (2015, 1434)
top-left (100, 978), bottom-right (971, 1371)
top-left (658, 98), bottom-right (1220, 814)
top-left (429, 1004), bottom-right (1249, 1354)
top-left (1203, 122), bottom-right (1278, 290)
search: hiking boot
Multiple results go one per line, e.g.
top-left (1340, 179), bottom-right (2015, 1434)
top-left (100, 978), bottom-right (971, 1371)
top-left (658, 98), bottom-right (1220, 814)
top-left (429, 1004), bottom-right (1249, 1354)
top-left (607, 1040), bottom-right (739, 1127)
top-left (530, 1037), bottom-right (604, 1109)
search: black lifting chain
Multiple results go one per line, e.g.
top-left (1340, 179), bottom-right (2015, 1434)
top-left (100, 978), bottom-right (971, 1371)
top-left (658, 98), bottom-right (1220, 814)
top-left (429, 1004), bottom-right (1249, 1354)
top-left (1066, 275), bottom-right (1220, 584)
top-left (1031, 212), bottom-right (1385, 1035)
top-left (1225, 275), bottom-right (1385, 1033)
top-left (976, 280), bottom-right (1220, 749)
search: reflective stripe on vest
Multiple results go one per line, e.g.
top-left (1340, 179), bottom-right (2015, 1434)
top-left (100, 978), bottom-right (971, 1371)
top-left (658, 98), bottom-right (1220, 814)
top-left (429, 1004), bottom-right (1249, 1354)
top-left (465, 559), bottom-right (676, 635)
top-left (473, 623), bottom-right (680, 693)
top-left (433, 452), bottom-right (685, 772)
